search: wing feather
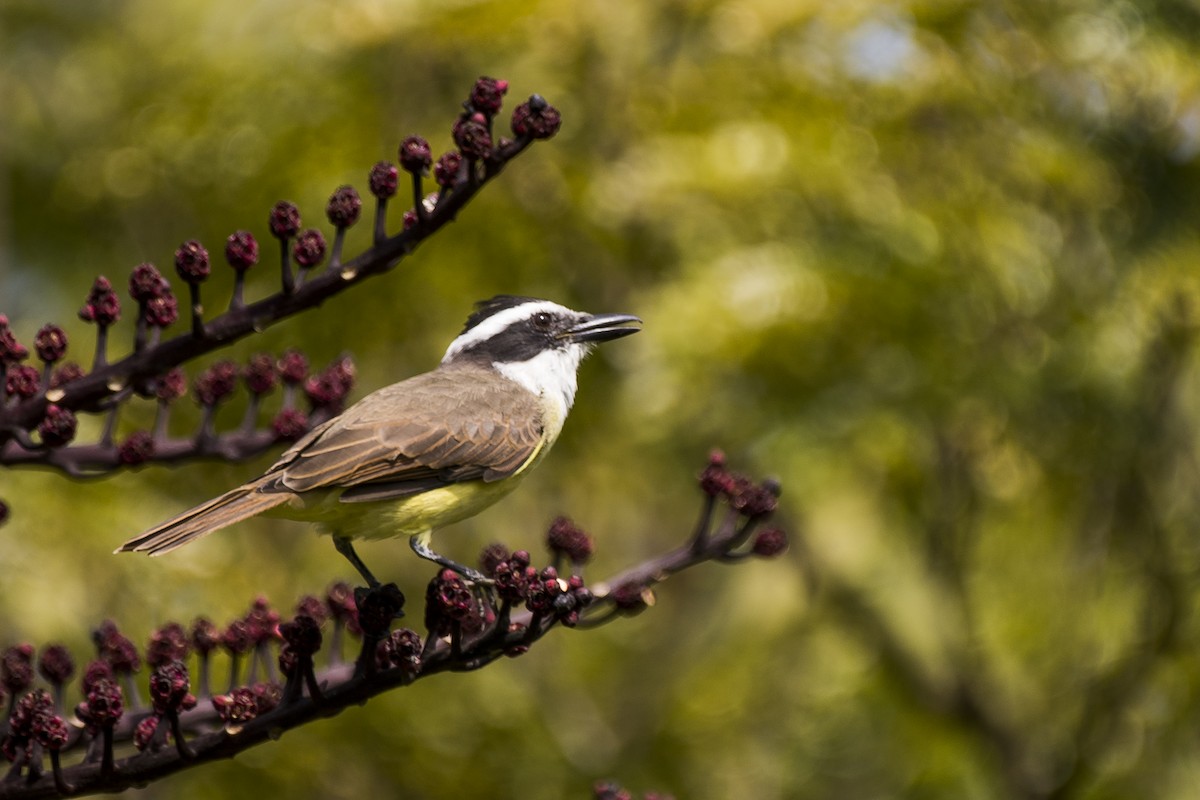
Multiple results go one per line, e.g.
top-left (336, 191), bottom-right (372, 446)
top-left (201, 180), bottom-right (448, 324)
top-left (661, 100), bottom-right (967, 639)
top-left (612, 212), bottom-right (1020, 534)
top-left (263, 367), bottom-right (544, 499)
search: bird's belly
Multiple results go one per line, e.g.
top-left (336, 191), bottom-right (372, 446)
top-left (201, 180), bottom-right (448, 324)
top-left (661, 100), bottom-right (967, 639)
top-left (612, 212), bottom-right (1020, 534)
top-left (265, 477), bottom-right (525, 541)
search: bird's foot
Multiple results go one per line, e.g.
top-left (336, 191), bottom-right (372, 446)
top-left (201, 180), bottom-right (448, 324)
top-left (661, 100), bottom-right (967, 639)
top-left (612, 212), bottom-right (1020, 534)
top-left (410, 534), bottom-right (494, 585)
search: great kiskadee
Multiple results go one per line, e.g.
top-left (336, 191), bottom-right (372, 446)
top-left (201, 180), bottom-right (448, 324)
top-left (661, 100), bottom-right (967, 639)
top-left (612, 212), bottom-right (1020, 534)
top-left (118, 296), bottom-right (641, 585)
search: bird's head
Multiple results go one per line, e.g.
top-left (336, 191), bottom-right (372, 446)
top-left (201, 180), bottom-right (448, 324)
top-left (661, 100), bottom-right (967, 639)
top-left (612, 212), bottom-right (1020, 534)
top-left (441, 295), bottom-right (642, 411)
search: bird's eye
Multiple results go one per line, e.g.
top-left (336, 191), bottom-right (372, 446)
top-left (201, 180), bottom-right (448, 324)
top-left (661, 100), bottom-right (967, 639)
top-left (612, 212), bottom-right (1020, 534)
top-left (531, 312), bottom-right (553, 331)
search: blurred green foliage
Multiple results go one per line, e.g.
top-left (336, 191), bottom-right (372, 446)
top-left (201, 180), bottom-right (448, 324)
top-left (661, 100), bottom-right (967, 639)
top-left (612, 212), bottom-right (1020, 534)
top-left (5, 0), bottom-right (1200, 797)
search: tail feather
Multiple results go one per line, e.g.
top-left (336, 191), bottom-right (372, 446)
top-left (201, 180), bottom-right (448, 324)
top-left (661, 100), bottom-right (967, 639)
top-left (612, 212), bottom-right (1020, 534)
top-left (117, 484), bottom-right (290, 556)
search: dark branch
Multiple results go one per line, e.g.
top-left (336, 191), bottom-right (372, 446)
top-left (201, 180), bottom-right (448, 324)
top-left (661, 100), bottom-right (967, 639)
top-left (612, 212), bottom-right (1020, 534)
top-left (0, 456), bottom-right (788, 799)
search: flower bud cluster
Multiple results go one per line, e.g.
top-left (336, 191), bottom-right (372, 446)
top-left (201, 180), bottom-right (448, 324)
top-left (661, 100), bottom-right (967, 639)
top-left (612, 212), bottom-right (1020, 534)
top-left (34, 324), bottom-right (68, 364)
top-left (0, 315), bottom-right (29, 364)
top-left (78, 277), bottom-right (121, 327)
top-left (3, 688), bottom-right (66, 764)
top-left (303, 354), bottom-right (356, 412)
top-left (547, 516), bottom-right (594, 567)
top-left (326, 186), bottom-right (363, 228)
top-left (375, 628), bottom-right (422, 674)
top-left (699, 450), bottom-right (781, 519)
top-left (488, 550), bottom-right (593, 627)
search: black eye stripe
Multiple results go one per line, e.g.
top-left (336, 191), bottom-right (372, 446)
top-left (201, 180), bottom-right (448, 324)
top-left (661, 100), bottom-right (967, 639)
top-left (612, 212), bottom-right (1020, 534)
top-left (460, 317), bottom-right (561, 363)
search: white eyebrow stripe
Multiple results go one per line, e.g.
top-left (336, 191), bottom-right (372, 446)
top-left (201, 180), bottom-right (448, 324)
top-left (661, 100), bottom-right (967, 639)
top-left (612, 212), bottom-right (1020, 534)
top-left (441, 300), bottom-right (572, 363)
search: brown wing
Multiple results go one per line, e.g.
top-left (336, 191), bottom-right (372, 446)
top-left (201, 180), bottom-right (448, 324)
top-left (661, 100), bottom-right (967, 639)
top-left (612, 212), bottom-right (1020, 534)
top-left (260, 366), bottom-right (544, 501)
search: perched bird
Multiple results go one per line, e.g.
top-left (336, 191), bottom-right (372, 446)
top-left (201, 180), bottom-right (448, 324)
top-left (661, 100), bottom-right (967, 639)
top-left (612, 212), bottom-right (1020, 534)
top-left (118, 296), bottom-right (641, 585)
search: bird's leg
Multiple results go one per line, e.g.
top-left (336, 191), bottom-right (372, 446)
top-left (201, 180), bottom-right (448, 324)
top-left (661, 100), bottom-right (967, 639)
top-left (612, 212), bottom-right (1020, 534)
top-left (333, 536), bottom-right (380, 589)
top-left (410, 531), bottom-right (492, 584)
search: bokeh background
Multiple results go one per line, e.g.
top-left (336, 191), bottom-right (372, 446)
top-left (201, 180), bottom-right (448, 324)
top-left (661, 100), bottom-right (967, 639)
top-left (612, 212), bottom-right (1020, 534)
top-left (5, 0), bottom-right (1200, 797)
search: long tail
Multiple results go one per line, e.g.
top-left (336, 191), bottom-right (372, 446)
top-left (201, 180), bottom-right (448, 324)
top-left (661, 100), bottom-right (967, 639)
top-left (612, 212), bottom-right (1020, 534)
top-left (116, 482), bottom-right (290, 556)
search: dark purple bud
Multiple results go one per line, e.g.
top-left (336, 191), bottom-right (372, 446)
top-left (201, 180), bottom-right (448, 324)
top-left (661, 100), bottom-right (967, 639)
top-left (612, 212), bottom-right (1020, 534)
top-left (9, 689), bottom-right (54, 744)
top-left (368, 161), bottom-right (399, 199)
top-left (295, 595), bottom-right (329, 626)
top-left (558, 575), bottom-right (593, 628)
top-left (479, 542), bottom-right (510, 578)
top-left (1, 644), bottom-right (34, 696)
top-left (37, 404), bottom-right (77, 447)
top-left (326, 185), bottom-right (362, 228)
top-left (328, 355), bottom-right (354, 390)
top-left (402, 209), bottom-right (418, 230)
top-left (733, 480), bottom-right (780, 518)
top-left (398, 136), bottom-right (433, 175)
top-left (699, 450), bottom-right (736, 497)
top-left (511, 94), bottom-right (562, 140)
top-left (212, 687), bottom-right (259, 725)
top-left (6, 365), bottom-right (39, 399)
top-left (269, 201), bottom-right (301, 239)
top-left (155, 367), bottom-right (187, 402)
top-left (493, 557), bottom-right (532, 603)
top-left (356, 583), bottom-right (405, 638)
top-left (78, 276), bottom-right (121, 326)
top-left (34, 324), bottom-right (68, 364)
top-left (243, 353), bottom-right (278, 396)
top-left (144, 292), bottom-right (179, 328)
top-left (49, 362), bottom-right (85, 389)
top-left (190, 617), bottom-right (220, 655)
top-left (611, 583), bottom-right (653, 612)
top-left (133, 715), bottom-right (158, 751)
top-left (129, 262), bottom-right (169, 303)
top-left (221, 619), bottom-right (253, 656)
top-left (94, 620), bottom-right (140, 673)
top-left (76, 677), bottom-right (123, 729)
top-left (0, 500), bottom-right (8, 527)
top-left (80, 660), bottom-right (114, 695)
top-left (452, 113), bottom-right (493, 160)
top-left (245, 597), bottom-right (281, 646)
top-left (251, 682), bottom-right (281, 715)
top-left (193, 360), bottom-right (238, 407)
top-left (424, 569), bottom-right (474, 636)
top-left (739, 482), bottom-right (777, 520)
top-left (433, 152), bottom-right (463, 188)
top-left (376, 628), bottom-right (422, 674)
top-left (326, 582), bottom-right (357, 627)
top-left (0, 316), bottom-right (28, 364)
top-left (547, 516), bottom-right (594, 565)
top-left (272, 408), bottom-right (309, 441)
top-left (304, 356), bottom-right (355, 411)
top-left (525, 566), bottom-right (563, 615)
top-left (146, 622), bottom-right (190, 668)
top-left (174, 239), bottom-right (211, 283)
top-left (277, 349), bottom-right (309, 385)
top-left (118, 431), bottom-right (155, 465)
top-left (35, 714), bottom-right (69, 751)
top-left (279, 615), bottom-right (322, 657)
top-left (470, 76), bottom-right (508, 115)
top-left (292, 228), bottom-right (327, 269)
top-left (225, 231), bottom-right (259, 272)
top-left (751, 527), bottom-right (788, 557)
top-left (148, 660), bottom-right (191, 713)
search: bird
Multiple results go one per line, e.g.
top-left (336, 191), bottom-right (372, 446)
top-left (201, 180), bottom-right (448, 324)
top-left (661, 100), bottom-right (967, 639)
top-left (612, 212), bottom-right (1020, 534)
top-left (117, 295), bottom-right (642, 586)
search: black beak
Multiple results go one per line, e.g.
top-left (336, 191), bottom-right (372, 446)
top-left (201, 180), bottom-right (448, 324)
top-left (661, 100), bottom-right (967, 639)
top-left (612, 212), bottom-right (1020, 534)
top-left (563, 312), bottom-right (643, 344)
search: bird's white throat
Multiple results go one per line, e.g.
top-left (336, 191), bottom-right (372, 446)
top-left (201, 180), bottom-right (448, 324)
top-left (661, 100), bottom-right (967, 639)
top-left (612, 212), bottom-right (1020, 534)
top-left (493, 344), bottom-right (588, 427)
